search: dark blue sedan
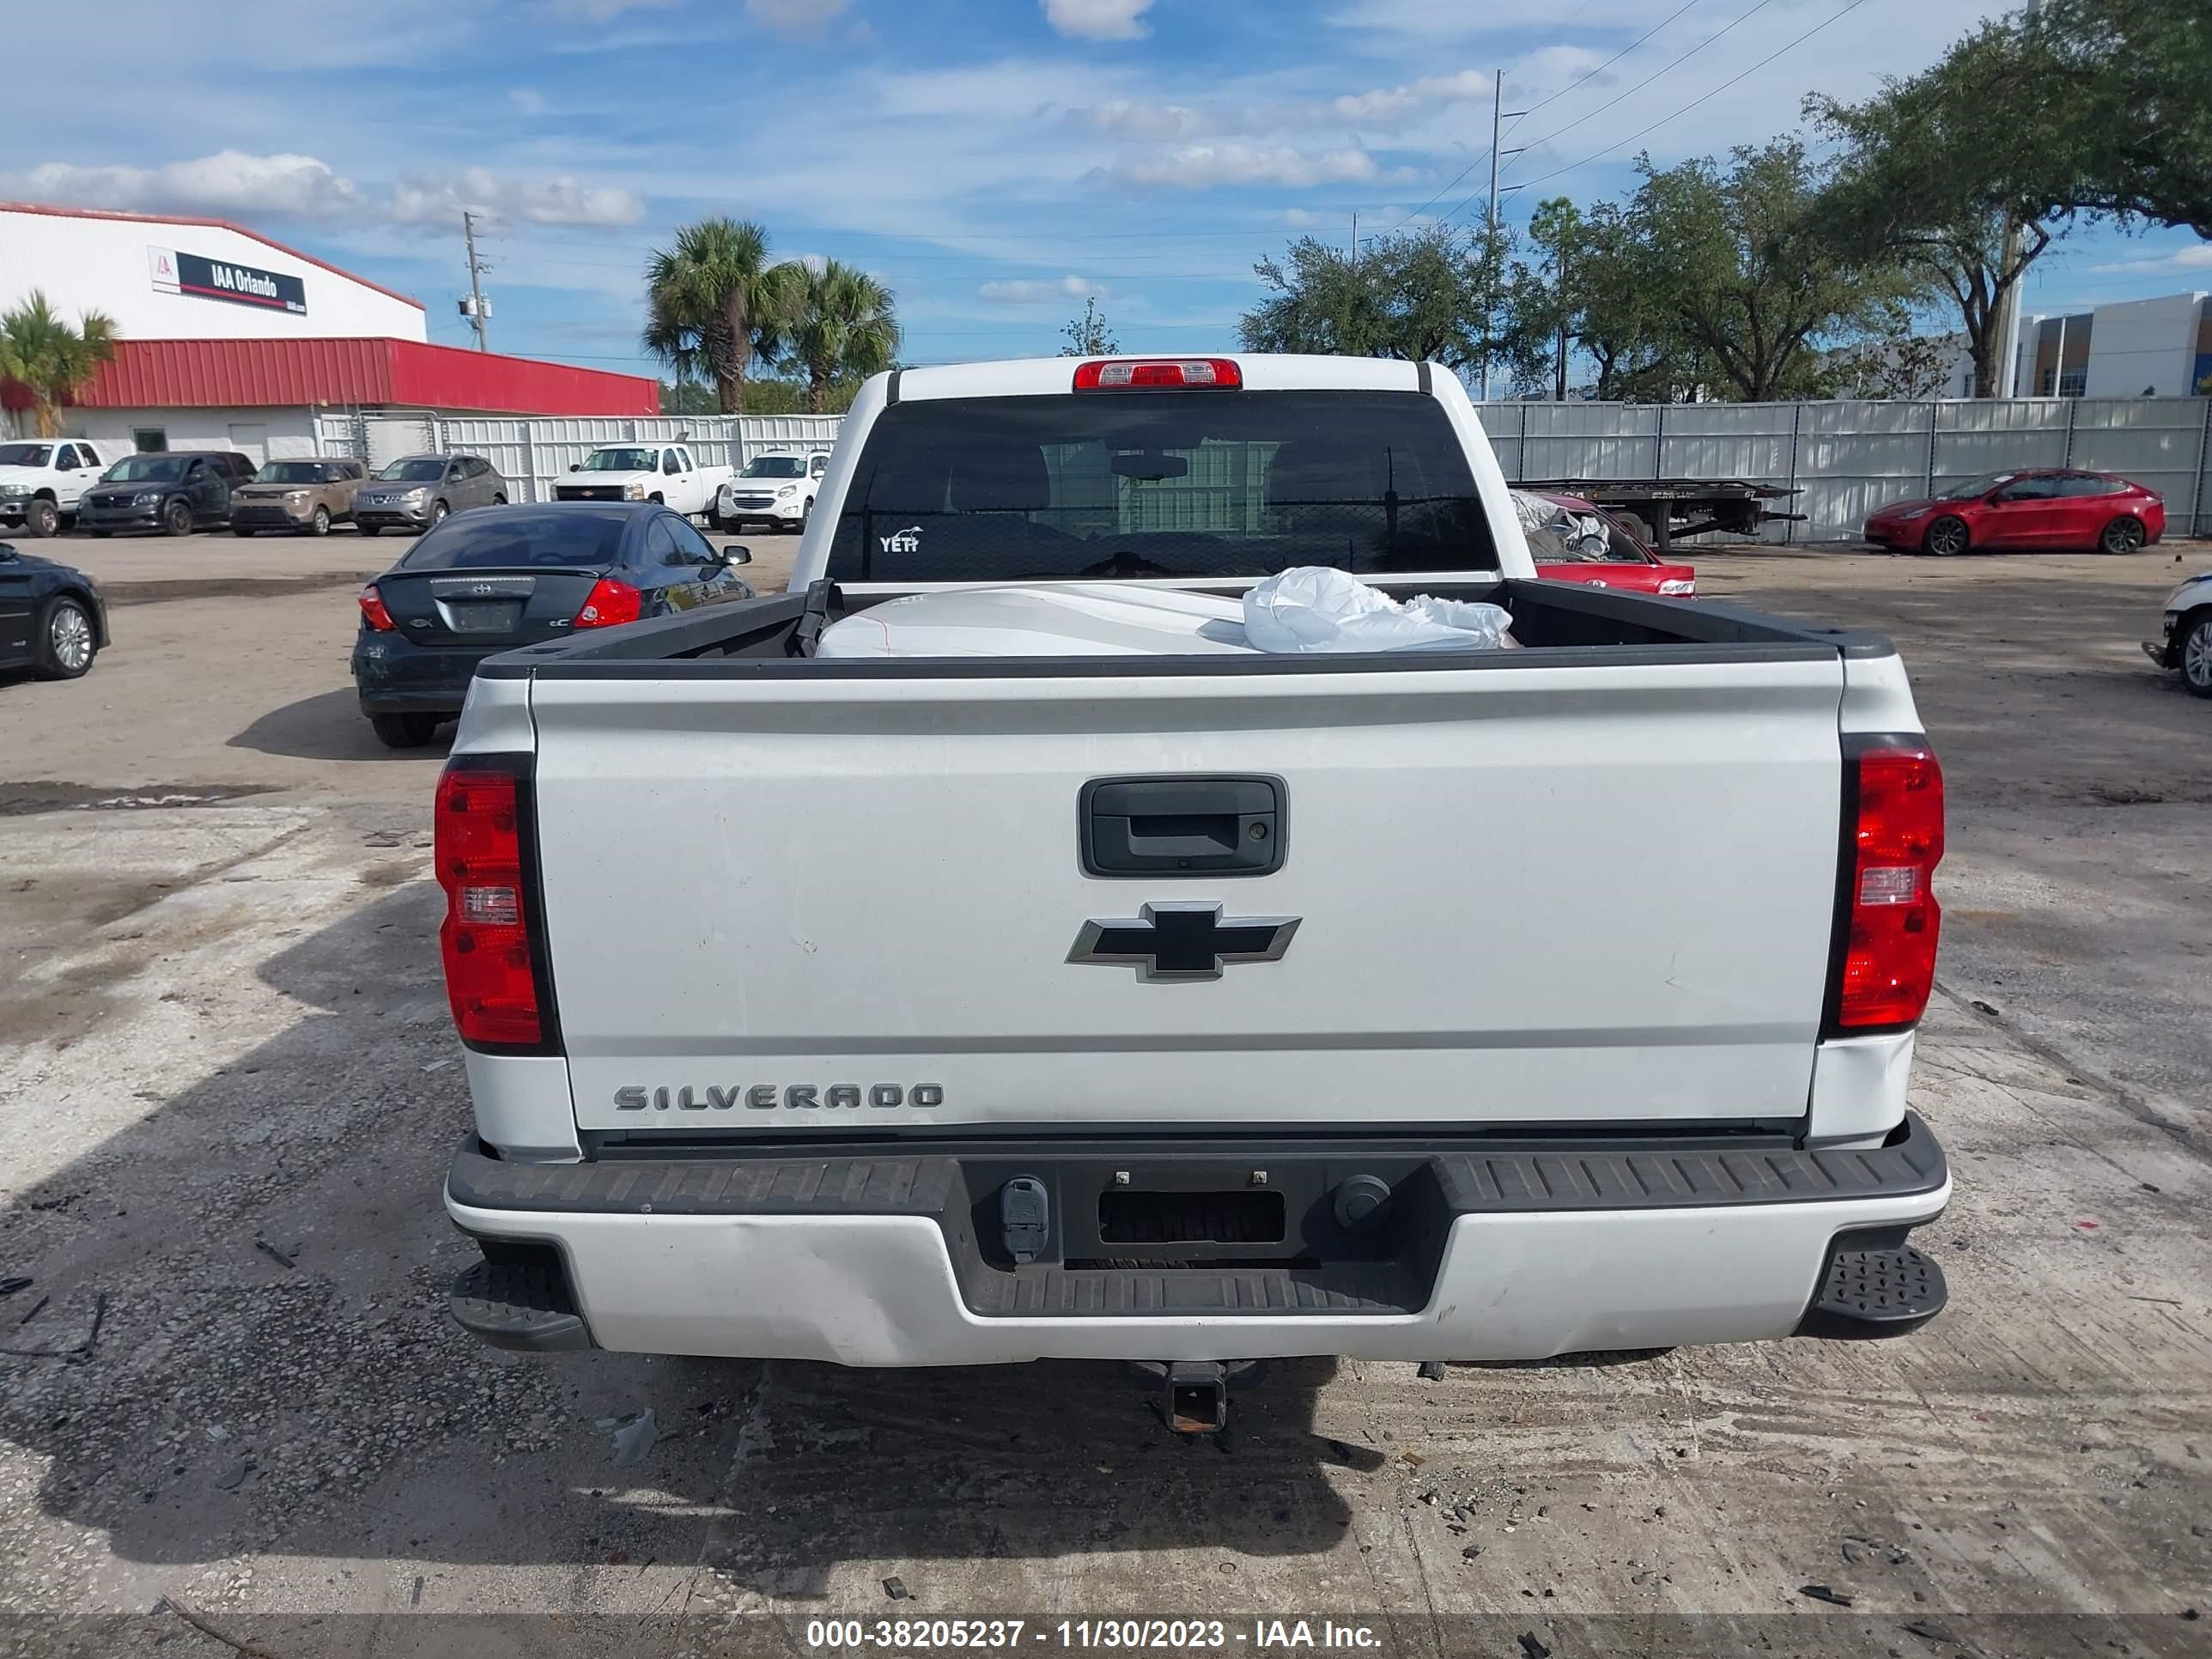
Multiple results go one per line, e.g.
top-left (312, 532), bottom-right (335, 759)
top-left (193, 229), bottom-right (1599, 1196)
top-left (350, 501), bottom-right (753, 748)
top-left (1, 541), bottom-right (107, 679)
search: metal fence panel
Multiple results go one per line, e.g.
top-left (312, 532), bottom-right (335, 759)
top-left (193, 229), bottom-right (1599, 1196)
top-left (352, 413), bottom-right (846, 503)
top-left (1474, 404), bottom-right (1522, 479)
top-left (331, 400), bottom-right (2209, 538)
top-left (1930, 399), bottom-right (2070, 497)
top-left (1518, 402), bottom-right (1661, 481)
top-left (1656, 403), bottom-right (1799, 540)
top-left (1794, 401), bottom-right (1936, 544)
top-left (2065, 398), bottom-right (2208, 524)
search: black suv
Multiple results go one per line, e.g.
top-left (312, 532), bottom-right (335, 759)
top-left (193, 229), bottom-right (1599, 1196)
top-left (76, 451), bottom-right (258, 537)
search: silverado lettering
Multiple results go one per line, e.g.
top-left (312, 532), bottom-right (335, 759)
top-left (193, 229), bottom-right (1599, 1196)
top-left (612, 1084), bottom-right (944, 1111)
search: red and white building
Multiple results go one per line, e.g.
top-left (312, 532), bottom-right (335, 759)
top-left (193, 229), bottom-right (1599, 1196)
top-left (0, 202), bottom-right (655, 456)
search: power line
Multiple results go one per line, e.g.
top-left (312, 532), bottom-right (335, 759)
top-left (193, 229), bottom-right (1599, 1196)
top-left (1508, 0), bottom-right (1705, 127)
top-left (1509, 0), bottom-right (1875, 191)
top-left (1500, 0), bottom-right (1782, 177)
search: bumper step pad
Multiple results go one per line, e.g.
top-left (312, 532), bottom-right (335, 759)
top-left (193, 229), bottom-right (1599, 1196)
top-left (449, 1258), bottom-right (593, 1352)
top-left (1800, 1243), bottom-right (1947, 1338)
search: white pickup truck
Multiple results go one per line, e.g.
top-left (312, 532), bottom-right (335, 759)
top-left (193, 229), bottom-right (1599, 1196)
top-left (0, 438), bottom-right (117, 538)
top-left (438, 355), bottom-right (1951, 1430)
top-left (551, 442), bottom-right (732, 520)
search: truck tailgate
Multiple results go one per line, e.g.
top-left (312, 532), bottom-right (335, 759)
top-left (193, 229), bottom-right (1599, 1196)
top-left (531, 655), bottom-right (1846, 1134)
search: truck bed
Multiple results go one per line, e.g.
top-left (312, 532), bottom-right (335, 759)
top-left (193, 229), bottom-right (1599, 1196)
top-left (477, 578), bottom-right (1890, 676)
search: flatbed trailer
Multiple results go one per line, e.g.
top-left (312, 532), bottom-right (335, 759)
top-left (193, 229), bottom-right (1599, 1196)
top-left (1517, 478), bottom-right (1805, 551)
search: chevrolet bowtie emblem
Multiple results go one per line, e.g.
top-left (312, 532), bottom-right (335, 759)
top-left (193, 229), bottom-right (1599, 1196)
top-left (1068, 902), bottom-right (1301, 981)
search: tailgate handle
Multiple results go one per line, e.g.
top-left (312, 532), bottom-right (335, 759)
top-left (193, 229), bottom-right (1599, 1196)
top-left (1081, 776), bottom-right (1285, 878)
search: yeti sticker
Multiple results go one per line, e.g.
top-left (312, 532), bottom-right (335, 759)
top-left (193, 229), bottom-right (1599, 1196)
top-left (878, 526), bottom-right (922, 555)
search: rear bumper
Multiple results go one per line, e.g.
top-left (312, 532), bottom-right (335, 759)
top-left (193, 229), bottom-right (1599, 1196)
top-left (352, 634), bottom-right (488, 714)
top-left (445, 1115), bottom-right (1951, 1364)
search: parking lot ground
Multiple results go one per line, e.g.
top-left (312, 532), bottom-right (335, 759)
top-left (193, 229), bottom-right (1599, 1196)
top-left (1, 546), bottom-right (2209, 1654)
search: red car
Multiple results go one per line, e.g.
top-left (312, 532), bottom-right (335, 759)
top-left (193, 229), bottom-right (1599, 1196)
top-left (1864, 468), bottom-right (2165, 556)
top-left (1519, 491), bottom-right (1697, 596)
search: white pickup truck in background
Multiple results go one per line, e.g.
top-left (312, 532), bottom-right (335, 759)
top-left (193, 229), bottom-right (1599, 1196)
top-left (551, 442), bottom-right (732, 520)
top-left (0, 438), bottom-right (117, 538)
top-left (437, 354), bottom-right (1951, 1432)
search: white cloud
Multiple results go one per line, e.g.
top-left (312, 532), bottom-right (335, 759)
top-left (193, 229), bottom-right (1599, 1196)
top-left (1327, 68), bottom-right (1492, 126)
top-left (1105, 143), bottom-right (1382, 191)
top-left (389, 167), bottom-right (645, 228)
top-left (7, 149), bottom-right (642, 232)
top-left (1081, 100), bottom-right (1211, 142)
top-left (1068, 65), bottom-right (1499, 153)
top-left (2088, 246), bottom-right (2212, 276)
top-left (1042, 0), bottom-right (1155, 42)
top-left (508, 88), bottom-right (548, 115)
top-left (746, 0), bottom-right (850, 34)
top-left (978, 274), bottom-right (1103, 305)
top-left (15, 151), bottom-right (361, 220)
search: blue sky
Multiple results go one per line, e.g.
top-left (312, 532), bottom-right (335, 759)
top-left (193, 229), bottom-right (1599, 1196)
top-left (6, 0), bottom-right (2207, 382)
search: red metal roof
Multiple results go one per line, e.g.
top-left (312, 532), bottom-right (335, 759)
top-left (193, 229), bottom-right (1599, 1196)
top-left (71, 337), bottom-right (658, 416)
top-left (0, 200), bottom-right (427, 312)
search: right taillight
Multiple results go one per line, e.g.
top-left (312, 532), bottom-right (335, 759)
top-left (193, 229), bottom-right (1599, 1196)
top-left (574, 577), bottom-right (641, 629)
top-left (1830, 738), bottom-right (1945, 1031)
top-left (358, 584), bottom-right (396, 631)
top-left (434, 762), bottom-right (550, 1049)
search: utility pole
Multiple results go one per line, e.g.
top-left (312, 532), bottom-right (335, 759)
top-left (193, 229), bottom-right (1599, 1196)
top-left (1350, 211), bottom-right (1358, 266)
top-left (462, 210), bottom-right (492, 353)
top-left (1479, 70), bottom-right (1528, 403)
top-left (1990, 0), bottom-right (2041, 397)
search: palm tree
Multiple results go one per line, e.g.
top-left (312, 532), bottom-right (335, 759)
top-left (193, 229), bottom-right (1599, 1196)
top-left (641, 218), bottom-right (799, 414)
top-left (787, 259), bottom-right (901, 414)
top-left (0, 293), bottom-right (118, 439)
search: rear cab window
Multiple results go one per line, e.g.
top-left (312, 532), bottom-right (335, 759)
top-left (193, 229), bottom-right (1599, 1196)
top-left (401, 512), bottom-right (628, 569)
top-left (823, 389), bottom-right (1497, 584)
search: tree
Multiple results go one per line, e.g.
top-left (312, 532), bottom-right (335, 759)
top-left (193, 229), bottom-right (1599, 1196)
top-left (1810, 41), bottom-right (2060, 397)
top-left (658, 379), bottom-right (719, 416)
top-left (2016, 0), bottom-right (2210, 239)
top-left (1059, 297), bottom-right (1118, 356)
top-left (641, 218), bottom-right (799, 414)
top-left (0, 292), bottom-right (118, 438)
top-left (1814, 0), bottom-right (2209, 397)
top-left (787, 260), bottom-right (900, 413)
top-left (1627, 141), bottom-right (1904, 402)
top-left (1238, 225), bottom-right (1492, 368)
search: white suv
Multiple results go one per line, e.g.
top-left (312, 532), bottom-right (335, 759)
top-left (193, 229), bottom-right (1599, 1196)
top-left (715, 449), bottom-right (830, 532)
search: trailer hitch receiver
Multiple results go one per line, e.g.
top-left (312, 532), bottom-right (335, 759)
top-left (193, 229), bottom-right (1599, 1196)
top-left (1133, 1360), bottom-right (1255, 1434)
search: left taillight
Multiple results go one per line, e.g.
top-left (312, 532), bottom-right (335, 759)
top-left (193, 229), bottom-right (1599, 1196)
top-left (574, 577), bottom-right (641, 629)
top-left (358, 584), bottom-right (396, 631)
top-left (1827, 737), bottom-right (1945, 1033)
top-left (434, 761), bottom-right (551, 1049)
